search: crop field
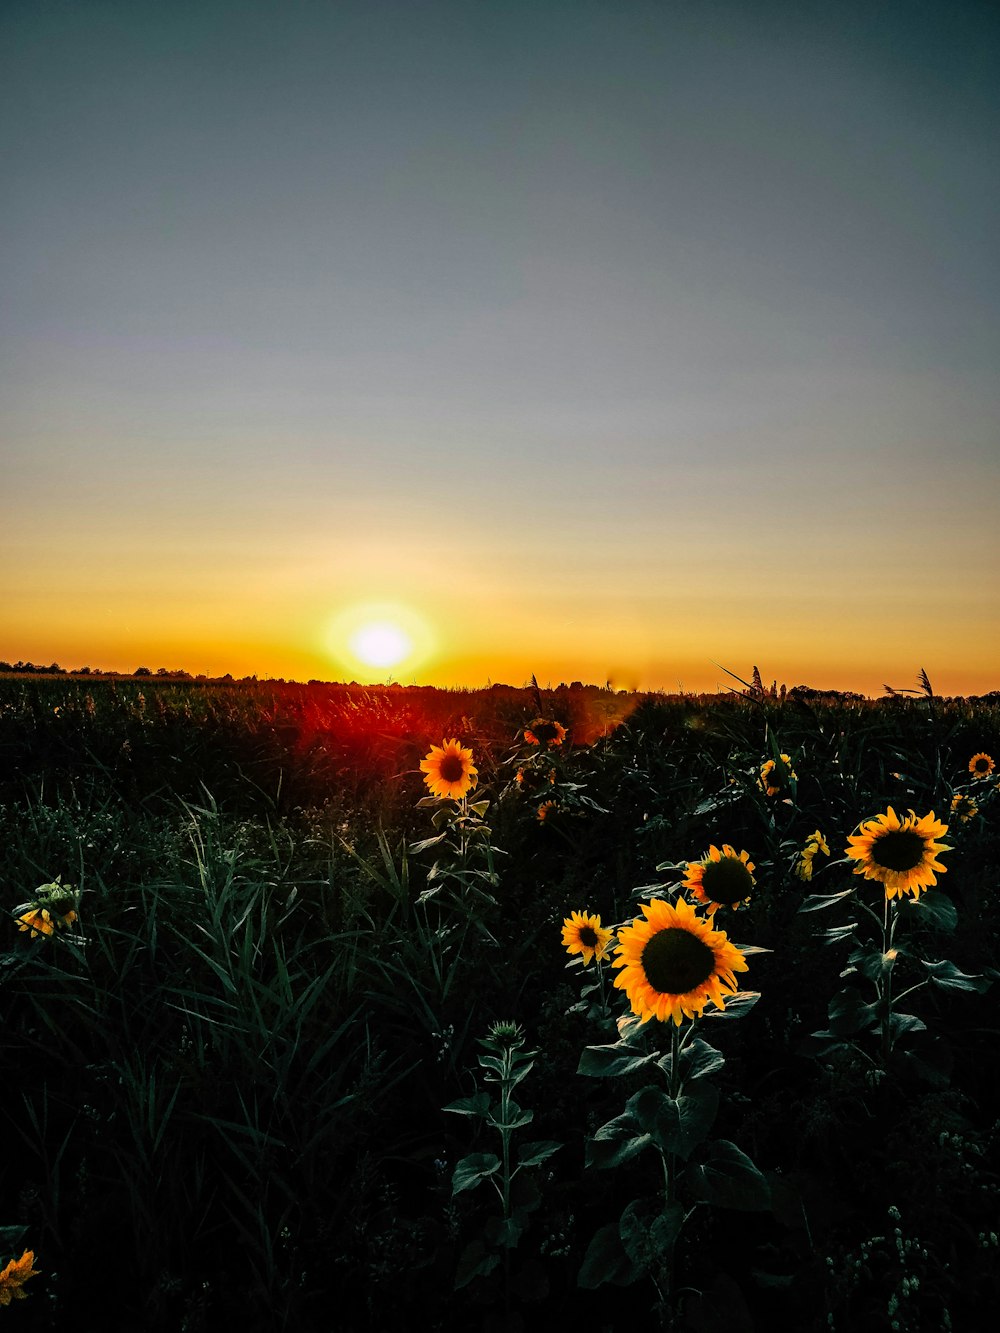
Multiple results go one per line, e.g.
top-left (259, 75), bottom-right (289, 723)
top-left (1, 675), bottom-right (999, 1332)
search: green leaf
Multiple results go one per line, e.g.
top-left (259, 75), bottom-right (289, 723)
top-left (619, 1198), bottom-right (684, 1267)
top-left (577, 1223), bottom-right (642, 1289)
top-left (443, 1091), bottom-right (491, 1118)
top-left (484, 1214), bottom-right (526, 1250)
top-left (468, 800), bottom-right (491, 817)
top-left (452, 1152), bottom-right (501, 1195)
top-left (517, 1139), bottom-right (562, 1168)
top-left (455, 1239), bottom-right (501, 1289)
top-left (798, 888), bottom-right (856, 913)
top-left (703, 990), bottom-right (761, 1020)
top-left (586, 1113), bottom-right (652, 1170)
top-left (921, 958), bottom-right (992, 994)
top-left (897, 888), bottom-right (957, 932)
top-left (627, 1082), bottom-right (718, 1160)
top-left (827, 986), bottom-right (878, 1035)
top-left (488, 1105), bottom-right (534, 1131)
top-left (889, 1011), bottom-right (927, 1039)
top-left (659, 1036), bottom-right (725, 1083)
top-left (408, 832), bottom-right (448, 854)
top-left (576, 1041), bottom-right (658, 1079)
top-left (817, 923), bottom-right (858, 945)
top-left (687, 1139), bottom-right (771, 1211)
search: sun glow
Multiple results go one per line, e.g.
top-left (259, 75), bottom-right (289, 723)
top-left (326, 602), bottom-right (436, 679)
top-left (350, 621), bottom-right (411, 668)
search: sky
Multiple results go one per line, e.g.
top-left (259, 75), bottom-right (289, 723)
top-left (2, 0), bottom-right (998, 695)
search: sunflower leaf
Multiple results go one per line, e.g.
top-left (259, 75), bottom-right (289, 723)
top-left (577, 1222), bottom-right (643, 1289)
top-left (827, 986), bottom-right (879, 1035)
top-left (817, 923), bottom-right (858, 945)
top-left (409, 833), bottom-right (448, 854)
top-left (687, 1139), bottom-right (771, 1211)
top-left (897, 889), bottom-right (958, 932)
top-left (452, 1152), bottom-right (502, 1195)
top-left (577, 1042), bottom-right (658, 1079)
top-left (619, 1198), bottom-right (684, 1267)
top-left (455, 1239), bottom-right (501, 1289)
top-left (586, 1114), bottom-right (653, 1170)
top-left (798, 889), bottom-right (856, 913)
top-left (665, 1037), bottom-right (725, 1083)
top-left (517, 1140), bottom-right (562, 1168)
top-left (484, 1214), bottom-right (526, 1250)
top-left (921, 958), bottom-right (992, 993)
top-left (443, 1092), bottom-right (491, 1118)
top-left (703, 990), bottom-right (761, 1020)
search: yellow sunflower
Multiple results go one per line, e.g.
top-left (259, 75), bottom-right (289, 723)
top-left (561, 910), bottom-right (614, 965)
top-left (845, 806), bottom-right (950, 900)
top-left (524, 718), bottom-right (567, 747)
top-left (683, 844), bottom-right (756, 914)
top-left (794, 830), bottom-right (830, 881)
top-left (537, 799), bottom-right (558, 823)
top-left (759, 754), bottom-right (796, 797)
top-left (0, 1250), bottom-right (40, 1305)
top-left (419, 739), bottom-right (478, 799)
top-left (612, 896), bottom-right (748, 1026)
top-left (968, 753), bottom-right (995, 780)
top-left (950, 793), bottom-right (978, 824)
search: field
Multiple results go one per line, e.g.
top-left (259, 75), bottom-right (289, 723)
top-left (1, 675), bottom-right (999, 1332)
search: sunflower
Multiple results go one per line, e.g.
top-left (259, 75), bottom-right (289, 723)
top-left (968, 753), bottom-right (995, 780)
top-left (683, 845), bottom-right (756, 914)
top-left (0, 1250), bottom-right (40, 1305)
top-left (537, 800), bottom-right (558, 824)
top-left (612, 896), bottom-right (748, 1025)
top-left (950, 793), bottom-right (979, 824)
top-left (759, 754), bottom-right (796, 797)
top-left (419, 739), bottom-right (478, 799)
top-left (524, 718), bottom-right (567, 747)
top-left (845, 806), bottom-right (950, 900)
top-left (561, 910), bottom-right (614, 965)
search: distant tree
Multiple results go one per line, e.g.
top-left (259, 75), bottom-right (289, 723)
top-left (134, 667), bottom-right (152, 676)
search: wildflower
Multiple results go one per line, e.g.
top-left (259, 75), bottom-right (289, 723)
top-left (845, 807), bottom-right (950, 900)
top-left (419, 739), bottom-right (477, 799)
top-left (18, 909), bottom-right (57, 938)
top-left (0, 1250), bottom-right (40, 1305)
top-left (683, 845), bottom-right (755, 914)
top-left (537, 800), bottom-right (558, 824)
top-left (794, 830), bottom-right (830, 881)
top-left (968, 753), bottom-right (995, 780)
top-left (951, 793), bottom-right (979, 824)
top-left (561, 910), bottom-right (614, 965)
top-left (612, 896), bottom-right (748, 1025)
top-left (13, 879), bottom-right (80, 938)
top-left (759, 754), bottom-right (796, 797)
top-left (524, 719), bottom-right (567, 747)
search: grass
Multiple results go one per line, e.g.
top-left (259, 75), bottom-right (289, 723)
top-left (1, 676), bottom-right (999, 1331)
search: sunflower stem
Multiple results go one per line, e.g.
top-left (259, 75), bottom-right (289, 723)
top-left (880, 896), bottom-right (893, 1067)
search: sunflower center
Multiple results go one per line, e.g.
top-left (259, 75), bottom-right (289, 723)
top-left (438, 754), bottom-right (466, 783)
top-left (641, 927), bottom-right (716, 995)
top-left (973, 758), bottom-right (989, 773)
top-left (700, 857), bottom-right (753, 904)
top-left (579, 925), bottom-right (598, 947)
top-left (871, 829), bottom-right (926, 872)
top-left (531, 721), bottom-right (558, 742)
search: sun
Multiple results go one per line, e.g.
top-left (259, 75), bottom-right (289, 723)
top-left (326, 601), bottom-right (436, 679)
top-left (350, 621), bottom-right (411, 669)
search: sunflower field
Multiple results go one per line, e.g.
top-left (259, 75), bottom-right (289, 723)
top-left (1, 675), bottom-right (999, 1332)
